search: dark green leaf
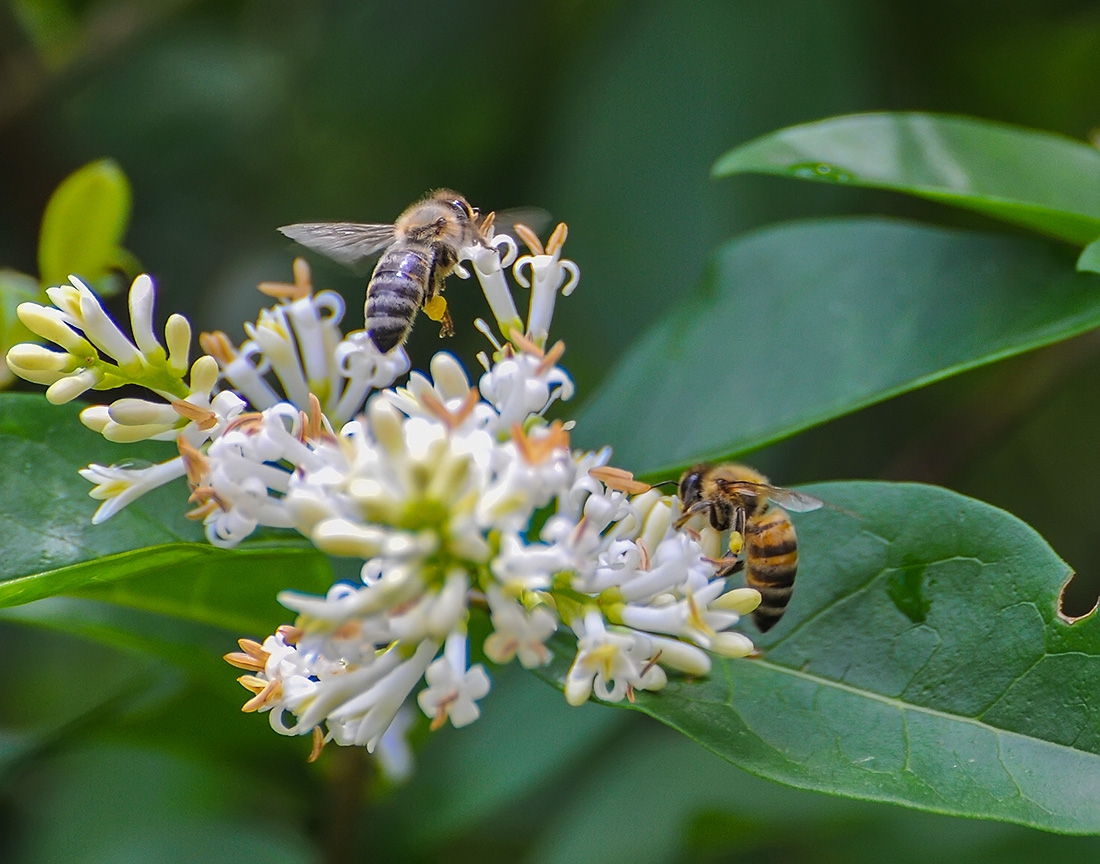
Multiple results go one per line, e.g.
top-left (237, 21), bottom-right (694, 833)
top-left (37, 159), bottom-right (134, 288)
top-left (545, 482), bottom-right (1100, 833)
top-left (0, 393), bottom-right (330, 633)
top-left (1, 544), bottom-right (331, 634)
top-left (713, 113), bottom-right (1100, 244)
top-left (525, 722), bottom-right (1100, 864)
top-left (576, 219), bottom-right (1100, 477)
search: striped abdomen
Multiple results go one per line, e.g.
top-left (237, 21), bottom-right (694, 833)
top-left (365, 243), bottom-right (435, 353)
top-left (744, 505), bottom-right (798, 632)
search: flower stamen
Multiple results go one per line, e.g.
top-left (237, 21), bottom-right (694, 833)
top-left (511, 420), bottom-right (570, 464)
top-left (224, 638), bottom-right (269, 671)
top-left (514, 223), bottom-right (544, 256)
top-left (171, 399), bottom-right (218, 431)
top-left (177, 437), bottom-right (210, 485)
top-left (508, 328), bottom-right (544, 357)
top-left (308, 726), bottom-right (326, 763)
top-left (418, 388), bottom-right (480, 432)
top-left (258, 257), bottom-right (314, 301)
top-left (238, 675), bottom-right (281, 711)
top-left (198, 330), bottom-right (238, 365)
top-left (589, 465), bottom-right (652, 495)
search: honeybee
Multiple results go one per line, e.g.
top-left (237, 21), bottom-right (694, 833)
top-left (674, 463), bottom-right (824, 632)
top-left (279, 190), bottom-right (490, 354)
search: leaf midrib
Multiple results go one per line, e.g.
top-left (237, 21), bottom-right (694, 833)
top-left (745, 657), bottom-right (1099, 763)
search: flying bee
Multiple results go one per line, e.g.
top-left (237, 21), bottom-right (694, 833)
top-left (674, 463), bottom-right (824, 633)
top-left (279, 190), bottom-right (491, 354)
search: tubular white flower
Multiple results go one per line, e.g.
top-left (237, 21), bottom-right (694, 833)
top-left (67, 277), bottom-right (144, 371)
top-left (325, 639), bottom-right (440, 751)
top-left (4, 219), bottom-right (762, 756)
top-left (564, 611), bottom-right (666, 706)
top-left (417, 632), bottom-right (491, 729)
top-left (483, 586), bottom-right (557, 668)
top-left (164, 314), bottom-right (192, 376)
top-left (128, 274), bottom-right (163, 359)
top-left (285, 289), bottom-right (345, 399)
top-left (477, 348), bottom-right (575, 431)
top-left (245, 307), bottom-right (311, 408)
top-left (5, 343), bottom-right (81, 375)
top-left (46, 367), bottom-right (103, 404)
top-left (216, 340), bottom-right (282, 411)
top-left (80, 458), bottom-right (189, 523)
top-left (332, 332), bottom-right (410, 425)
top-left (463, 233), bottom-right (522, 338)
top-left (513, 223), bottom-right (580, 346)
top-left (16, 303), bottom-right (97, 357)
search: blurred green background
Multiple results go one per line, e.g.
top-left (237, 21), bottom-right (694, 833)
top-left (2, 0), bottom-right (1100, 861)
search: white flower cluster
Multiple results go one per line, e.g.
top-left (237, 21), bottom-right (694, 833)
top-left (5, 215), bottom-right (762, 766)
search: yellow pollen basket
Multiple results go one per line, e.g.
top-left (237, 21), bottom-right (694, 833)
top-left (728, 532), bottom-right (744, 556)
top-left (423, 295), bottom-right (448, 322)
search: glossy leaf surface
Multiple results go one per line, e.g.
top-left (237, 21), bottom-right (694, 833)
top-left (713, 113), bottom-right (1100, 244)
top-left (577, 219), bottom-right (1100, 477)
top-left (0, 394), bottom-right (330, 633)
top-left (545, 482), bottom-right (1100, 832)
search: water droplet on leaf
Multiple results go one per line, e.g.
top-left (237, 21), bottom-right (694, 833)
top-left (789, 162), bottom-right (855, 183)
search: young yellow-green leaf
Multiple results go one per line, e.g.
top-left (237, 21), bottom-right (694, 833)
top-left (0, 268), bottom-right (40, 387)
top-left (37, 159), bottom-right (134, 288)
top-left (576, 218), bottom-right (1100, 478)
top-left (545, 482), bottom-right (1100, 833)
top-left (0, 393), bottom-right (330, 633)
top-left (713, 113), bottom-right (1100, 245)
top-left (1077, 237), bottom-right (1100, 274)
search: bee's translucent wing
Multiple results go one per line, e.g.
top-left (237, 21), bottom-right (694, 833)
top-left (762, 488), bottom-right (826, 513)
top-left (278, 222), bottom-right (397, 270)
top-left (716, 480), bottom-right (826, 513)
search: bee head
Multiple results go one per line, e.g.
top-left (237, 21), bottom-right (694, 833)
top-left (429, 189), bottom-right (477, 223)
top-left (678, 465), bottom-right (707, 508)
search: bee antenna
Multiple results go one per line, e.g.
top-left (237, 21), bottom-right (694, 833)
top-left (651, 480), bottom-right (679, 490)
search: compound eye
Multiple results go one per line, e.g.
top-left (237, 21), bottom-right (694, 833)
top-left (450, 199), bottom-right (471, 218)
top-left (679, 471), bottom-right (703, 507)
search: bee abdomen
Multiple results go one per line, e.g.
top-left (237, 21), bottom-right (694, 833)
top-left (366, 246), bottom-right (432, 353)
top-left (744, 508), bottom-right (798, 633)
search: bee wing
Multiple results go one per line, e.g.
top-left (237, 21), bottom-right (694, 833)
top-left (278, 222), bottom-right (397, 271)
top-left (715, 480), bottom-right (826, 513)
top-left (763, 488), bottom-right (827, 513)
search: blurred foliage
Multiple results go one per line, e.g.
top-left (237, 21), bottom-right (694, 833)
top-left (3, 0), bottom-right (1100, 861)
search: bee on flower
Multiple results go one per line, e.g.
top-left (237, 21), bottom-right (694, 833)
top-left (5, 203), bottom-right (762, 771)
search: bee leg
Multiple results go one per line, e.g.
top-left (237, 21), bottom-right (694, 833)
top-left (674, 501), bottom-right (712, 530)
top-left (716, 557), bottom-right (745, 578)
top-left (438, 307), bottom-right (454, 338)
top-left (710, 499), bottom-right (735, 532)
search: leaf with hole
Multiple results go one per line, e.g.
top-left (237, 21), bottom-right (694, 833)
top-left (546, 482), bottom-right (1100, 833)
